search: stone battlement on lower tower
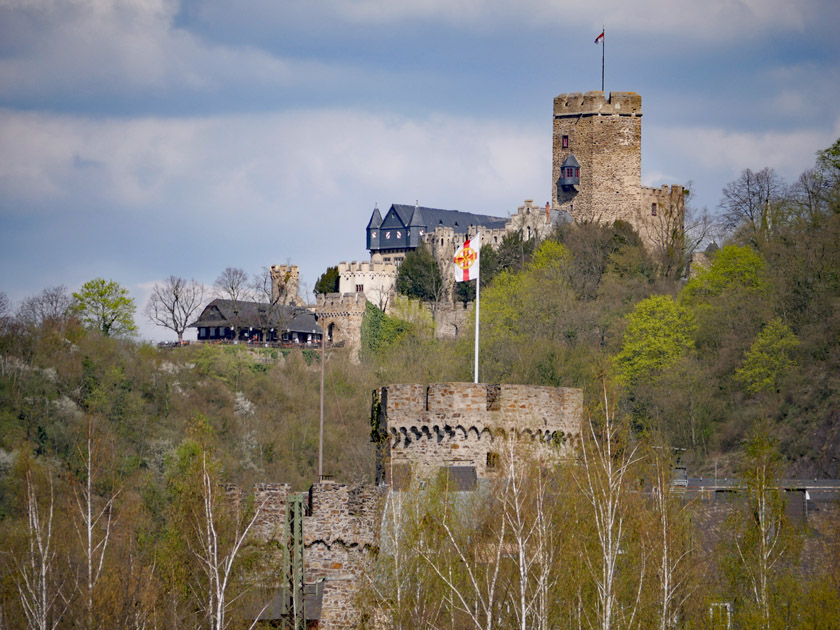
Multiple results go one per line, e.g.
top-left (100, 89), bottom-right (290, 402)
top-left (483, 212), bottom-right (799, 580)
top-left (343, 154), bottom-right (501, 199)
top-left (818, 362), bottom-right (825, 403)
top-left (372, 383), bottom-right (583, 483)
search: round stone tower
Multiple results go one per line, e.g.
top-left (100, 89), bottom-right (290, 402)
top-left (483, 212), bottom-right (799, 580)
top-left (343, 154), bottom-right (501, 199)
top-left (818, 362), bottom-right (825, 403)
top-left (371, 383), bottom-right (583, 487)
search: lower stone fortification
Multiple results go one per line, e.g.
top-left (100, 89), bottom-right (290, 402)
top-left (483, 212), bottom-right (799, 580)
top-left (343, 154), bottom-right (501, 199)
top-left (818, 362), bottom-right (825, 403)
top-left (243, 481), bottom-right (385, 629)
top-left (372, 382), bottom-right (583, 483)
top-left (238, 382), bottom-right (583, 628)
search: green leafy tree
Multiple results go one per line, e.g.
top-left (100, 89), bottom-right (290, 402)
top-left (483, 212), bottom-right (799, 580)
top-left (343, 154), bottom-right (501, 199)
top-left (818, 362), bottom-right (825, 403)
top-left (615, 295), bottom-right (695, 384)
top-left (735, 318), bottom-right (799, 395)
top-left (314, 266), bottom-right (340, 295)
top-left (71, 278), bottom-right (137, 337)
top-left (396, 244), bottom-right (444, 303)
top-left (680, 245), bottom-right (768, 308)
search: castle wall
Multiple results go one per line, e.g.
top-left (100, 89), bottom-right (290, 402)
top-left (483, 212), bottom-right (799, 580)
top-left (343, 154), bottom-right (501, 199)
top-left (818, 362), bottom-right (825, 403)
top-left (636, 184), bottom-right (686, 252)
top-left (431, 301), bottom-right (470, 339)
top-left (553, 91), bottom-right (643, 229)
top-left (374, 383), bottom-right (583, 481)
top-left (337, 260), bottom-right (396, 310)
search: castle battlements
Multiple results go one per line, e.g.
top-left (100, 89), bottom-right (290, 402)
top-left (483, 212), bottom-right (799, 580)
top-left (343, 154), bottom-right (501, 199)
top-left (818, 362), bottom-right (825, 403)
top-left (337, 260), bottom-right (396, 275)
top-left (316, 292), bottom-right (367, 310)
top-left (553, 90), bottom-right (642, 117)
top-left (373, 383), bottom-right (583, 483)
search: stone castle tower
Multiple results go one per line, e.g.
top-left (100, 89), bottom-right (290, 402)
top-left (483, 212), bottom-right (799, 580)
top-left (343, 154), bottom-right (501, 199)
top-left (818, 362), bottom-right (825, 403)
top-left (552, 91), bottom-right (684, 250)
top-left (269, 264), bottom-right (299, 305)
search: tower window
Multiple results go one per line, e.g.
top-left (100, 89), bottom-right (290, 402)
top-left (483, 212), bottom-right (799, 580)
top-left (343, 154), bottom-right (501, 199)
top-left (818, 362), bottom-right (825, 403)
top-left (356, 284), bottom-right (364, 292)
top-left (562, 135), bottom-right (569, 148)
top-left (486, 452), bottom-right (499, 469)
top-left (651, 203), bottom-right (657, 216)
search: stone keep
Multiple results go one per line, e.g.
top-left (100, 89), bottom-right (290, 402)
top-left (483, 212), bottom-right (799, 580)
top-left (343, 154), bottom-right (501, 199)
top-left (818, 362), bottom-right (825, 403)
top-left (372, 383), bottom-right (583, 484)
top-left (553, 91), bottom-right (642, 224)
top-left (552, 91), bottom-right (684, 251)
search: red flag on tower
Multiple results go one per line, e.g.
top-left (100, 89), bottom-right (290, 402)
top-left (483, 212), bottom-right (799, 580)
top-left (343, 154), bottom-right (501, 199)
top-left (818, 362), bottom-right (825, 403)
top-left (594, 31), bottom-right (604, 44)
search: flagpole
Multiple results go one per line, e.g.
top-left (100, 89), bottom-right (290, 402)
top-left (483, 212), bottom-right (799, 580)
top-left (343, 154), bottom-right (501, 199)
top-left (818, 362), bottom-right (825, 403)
top-left (474, 253), bottom-right (480, 384)
top-left (601, 26), bottom-right (605, 92)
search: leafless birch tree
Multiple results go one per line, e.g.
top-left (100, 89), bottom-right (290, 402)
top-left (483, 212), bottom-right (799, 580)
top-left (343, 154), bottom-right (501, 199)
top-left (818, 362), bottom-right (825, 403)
top-left (193, 452), bottom-right (267, 630)
top-left (576, 383), bottom-right (645, 630)
top-left (646, 441), bottom-right (696, 630)
top-left (70, 416), bottom-right (121, 629)
top-left (13, 472), bottom-right (68, 630)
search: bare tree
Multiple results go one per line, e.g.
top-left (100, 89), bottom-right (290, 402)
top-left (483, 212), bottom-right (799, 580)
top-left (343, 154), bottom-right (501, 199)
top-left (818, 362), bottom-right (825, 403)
top-left (17, 286), bottom-right (72, 328)
top-left (70, 416), bottom-right (121, 630)
top-left (417, 476), bottom-right (507, 630)
top-left (719, 168), bottom-right (788, 243)
top-left (193, 452), bottom-right (267, 630)
top-left (214, 268), bottom-right (253, 304)
top-left (497, 437), bottom-right (558, 630)
top-left (144, 276), bottom-right (206, 343)
top-left (644, 183), bottom-right (714, 279)
top-left (646, 441), bottom-right (697, 630)
top-left (576, 382), bottom-right (645, 630)
top-left (12, 472), bottom-right (68, 630)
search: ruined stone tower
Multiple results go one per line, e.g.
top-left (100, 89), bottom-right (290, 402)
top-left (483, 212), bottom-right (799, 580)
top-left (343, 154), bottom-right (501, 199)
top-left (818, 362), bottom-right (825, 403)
top-left (269, 264), bottom-right (299, 305)
top-left (552, 91), bottom-right (684, 250)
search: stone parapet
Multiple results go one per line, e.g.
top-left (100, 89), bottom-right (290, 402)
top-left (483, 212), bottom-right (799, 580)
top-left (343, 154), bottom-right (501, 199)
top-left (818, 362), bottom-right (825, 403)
top-left (374, 383), bottom-right (583, 481)
top-left (554, 91), bottom-right (642, 117)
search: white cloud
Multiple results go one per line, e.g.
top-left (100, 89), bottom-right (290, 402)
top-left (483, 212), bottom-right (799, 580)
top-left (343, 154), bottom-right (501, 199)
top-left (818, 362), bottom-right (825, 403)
top-left (0, 108), bottom-right (546, 217)
top-left (0, 0), bottom-right (339, 101)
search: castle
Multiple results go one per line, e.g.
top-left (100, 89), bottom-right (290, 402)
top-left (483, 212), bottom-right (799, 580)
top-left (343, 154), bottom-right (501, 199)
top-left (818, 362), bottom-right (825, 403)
top-left (321, 90), bottom-right (685, 348)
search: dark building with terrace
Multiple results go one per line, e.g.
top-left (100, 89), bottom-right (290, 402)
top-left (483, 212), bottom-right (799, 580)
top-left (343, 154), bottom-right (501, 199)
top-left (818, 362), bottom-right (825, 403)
top-left (189, 298), bottom-right (323, 345)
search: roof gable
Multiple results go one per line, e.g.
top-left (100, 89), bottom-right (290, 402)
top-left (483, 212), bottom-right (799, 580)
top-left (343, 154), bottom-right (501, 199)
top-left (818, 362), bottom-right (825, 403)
top-left (380, 207), bottom-right (408, 230)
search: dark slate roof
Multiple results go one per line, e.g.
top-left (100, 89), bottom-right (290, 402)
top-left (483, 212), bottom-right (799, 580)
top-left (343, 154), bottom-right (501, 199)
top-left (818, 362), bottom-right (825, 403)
top-left (561, 153), bottom-right (580, 168)
top-left (390, 204), bottom-right (507, 233)
top-left (188, 299), bottom-right (322, 334)
top-left (366, 206), bottom-right (383, 229)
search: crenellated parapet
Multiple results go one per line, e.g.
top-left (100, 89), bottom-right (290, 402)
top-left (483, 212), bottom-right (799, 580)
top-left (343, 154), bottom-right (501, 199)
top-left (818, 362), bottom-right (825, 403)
top-left (554, 90), bottom-right (642, 117)
top-left (372, 383), bottom-right (583, 483)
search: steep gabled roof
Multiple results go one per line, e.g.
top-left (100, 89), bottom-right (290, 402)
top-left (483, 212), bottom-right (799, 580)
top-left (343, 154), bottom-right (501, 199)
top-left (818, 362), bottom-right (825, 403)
top-left (188, 299), bottom-right (322, 334)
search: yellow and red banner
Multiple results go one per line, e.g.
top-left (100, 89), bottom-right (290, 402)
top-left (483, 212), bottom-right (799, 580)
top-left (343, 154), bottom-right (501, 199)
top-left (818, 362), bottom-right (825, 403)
top-left (453, 234), bottom-right (480, 282)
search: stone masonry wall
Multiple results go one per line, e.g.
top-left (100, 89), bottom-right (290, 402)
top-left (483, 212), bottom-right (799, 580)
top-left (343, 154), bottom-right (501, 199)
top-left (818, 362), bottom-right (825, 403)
top-left (637, 184), bottom-right (686, 252)
top-left (337, 260), bottom-right (397, 310)
top-left (270, 264), bottom-right (300, 305)
top-left (553, 91), bottom-right (642, 229)
top-left (375, 383), bottom-right (583, 480)
top-left (245, 481), bottom-right (385, 630)
top-left (315, 292), bottom-right (366, 359)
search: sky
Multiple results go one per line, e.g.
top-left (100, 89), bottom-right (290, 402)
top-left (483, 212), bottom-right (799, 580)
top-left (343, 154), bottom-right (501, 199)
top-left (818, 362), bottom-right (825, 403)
top-left (1, 0), bottom-right (839, 342)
